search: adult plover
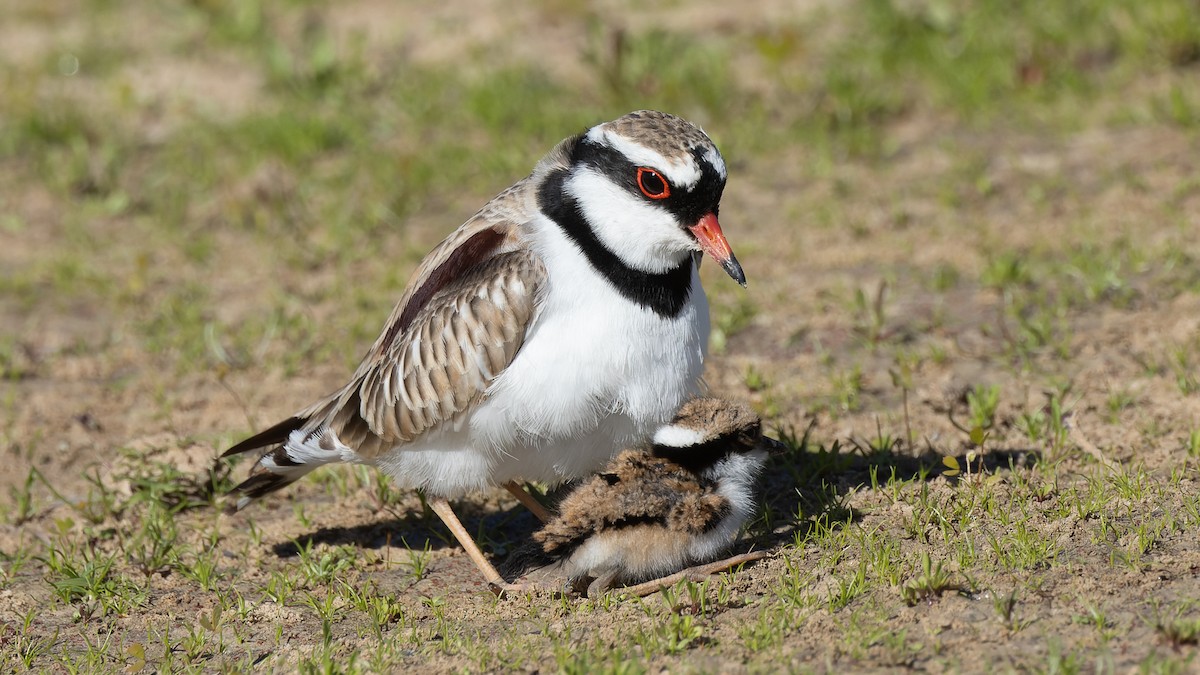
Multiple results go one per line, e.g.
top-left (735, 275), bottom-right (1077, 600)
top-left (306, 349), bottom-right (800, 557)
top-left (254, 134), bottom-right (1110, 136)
top-left (502, 397), bottom-right (779, 597)
top-left (222, 111), bottom-right (745, 591)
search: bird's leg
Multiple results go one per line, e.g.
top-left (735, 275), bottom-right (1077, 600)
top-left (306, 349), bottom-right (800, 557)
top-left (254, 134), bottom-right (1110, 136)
top-left (614, 550), bottom-right (772, 598)
top-left (427, 497), bottom-right (508, 590)
top-left (502, 480), bottom-right (553, 523)
top-left (585, 570), bottom-right (621, 600)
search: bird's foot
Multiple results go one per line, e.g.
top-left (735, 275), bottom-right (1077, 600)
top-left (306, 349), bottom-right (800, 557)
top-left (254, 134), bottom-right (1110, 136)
top-left (612, 550), bottom-right (774, 598)
top-left (489, 579), bottom-right (564, 599)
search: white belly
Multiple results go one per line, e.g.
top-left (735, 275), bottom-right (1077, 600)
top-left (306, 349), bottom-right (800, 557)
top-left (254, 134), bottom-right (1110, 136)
top-left (374, 261), bottom-right (710, 498)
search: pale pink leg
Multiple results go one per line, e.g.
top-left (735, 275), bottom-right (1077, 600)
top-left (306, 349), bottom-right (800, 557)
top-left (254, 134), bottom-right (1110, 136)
top-left (428, 497), bottom-right (507, 590)
top-left (502, 480), bottom-right (553, 523)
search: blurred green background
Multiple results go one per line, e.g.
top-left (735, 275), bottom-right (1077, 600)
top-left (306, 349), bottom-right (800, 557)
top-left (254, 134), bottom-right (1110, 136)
top-left (2, 0), bottom-right (1197, 379)
top-left (4, 1), bottom-right (1200, 671)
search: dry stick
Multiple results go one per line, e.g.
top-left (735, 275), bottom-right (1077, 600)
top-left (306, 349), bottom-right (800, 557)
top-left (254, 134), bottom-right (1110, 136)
top-left (497, 551), bottom-right (775, 600)
top-left (612, 550), bottom-right (773, 598)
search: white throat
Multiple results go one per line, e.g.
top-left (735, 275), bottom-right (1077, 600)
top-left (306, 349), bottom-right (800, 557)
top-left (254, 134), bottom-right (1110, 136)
top-left (703, 450), bottom-right (769, 511)
top-left (565, 168), bottom-right (696, 274)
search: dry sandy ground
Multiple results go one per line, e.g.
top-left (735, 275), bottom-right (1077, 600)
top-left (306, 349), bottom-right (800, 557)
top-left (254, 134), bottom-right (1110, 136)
top-left (3, 0), bottom-right (1200, 672)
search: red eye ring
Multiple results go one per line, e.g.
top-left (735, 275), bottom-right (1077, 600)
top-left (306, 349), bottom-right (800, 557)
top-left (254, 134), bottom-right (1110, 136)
top-left (636, 167), bottom-right (671, 200)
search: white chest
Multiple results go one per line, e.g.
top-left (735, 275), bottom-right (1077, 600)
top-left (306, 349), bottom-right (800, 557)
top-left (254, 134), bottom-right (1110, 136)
top-left (481, 231), bottom-right (710, 474)
top-left (374, 219), bottom-right (710, 495)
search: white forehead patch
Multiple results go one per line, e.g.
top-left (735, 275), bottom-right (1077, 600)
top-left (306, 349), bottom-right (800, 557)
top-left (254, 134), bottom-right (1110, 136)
top-left (653, 423), bottom-right (709, 448)
top-left (586, 126), bottom-right (703, 188)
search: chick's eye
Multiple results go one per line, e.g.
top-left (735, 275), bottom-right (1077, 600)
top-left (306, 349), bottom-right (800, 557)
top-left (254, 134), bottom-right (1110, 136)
top-left (636, 167), bottom-right (670, 200)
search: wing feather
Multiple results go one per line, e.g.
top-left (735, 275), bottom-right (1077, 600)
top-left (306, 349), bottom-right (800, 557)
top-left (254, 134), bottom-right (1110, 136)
top-left (347, 249), bottom-right (546, 454)
top-left (224, 144), bottom-right (577, 504)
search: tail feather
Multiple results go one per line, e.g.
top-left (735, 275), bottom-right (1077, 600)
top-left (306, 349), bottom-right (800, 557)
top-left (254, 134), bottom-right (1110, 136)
top-left (223, 415), bottom-right (349, 513)
top-left (222, 440), bottom-right (320, 513)
top-left (223, 470), bottom-right (305, 514)
top-left (223, 416), bottom-right (307, 457)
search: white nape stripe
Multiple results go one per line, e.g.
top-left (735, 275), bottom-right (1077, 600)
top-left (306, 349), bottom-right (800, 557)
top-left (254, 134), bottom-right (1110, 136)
top-left (703, 145), bottom-right (727, 179)
top-left (652, 424), bottom-right (708, 448)
top-left (586, 127), bottom-right (702, 189)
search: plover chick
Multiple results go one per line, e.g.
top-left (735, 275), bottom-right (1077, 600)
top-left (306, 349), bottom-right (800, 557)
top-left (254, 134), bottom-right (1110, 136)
top-left (502, 397), bottom-right (779, 597)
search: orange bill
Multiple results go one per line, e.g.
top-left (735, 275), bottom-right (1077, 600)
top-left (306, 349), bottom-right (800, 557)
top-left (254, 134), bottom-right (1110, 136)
top-left (689, 212), bottom-right (746, 287)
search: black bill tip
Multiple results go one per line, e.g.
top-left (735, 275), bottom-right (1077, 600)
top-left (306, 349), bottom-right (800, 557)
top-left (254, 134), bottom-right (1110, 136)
top-left (761, 436), bottom-right (790, 455)
top-left (721, 252), bottom-right (747, 288)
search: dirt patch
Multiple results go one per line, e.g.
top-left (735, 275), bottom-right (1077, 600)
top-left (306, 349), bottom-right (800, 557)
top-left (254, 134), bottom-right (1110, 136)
top-left (4, 0), bottom-right (1200, 672)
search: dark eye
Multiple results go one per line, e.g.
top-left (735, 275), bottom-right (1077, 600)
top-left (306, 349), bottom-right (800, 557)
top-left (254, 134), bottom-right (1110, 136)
top-left (636, 167), bottom-right (671, 200)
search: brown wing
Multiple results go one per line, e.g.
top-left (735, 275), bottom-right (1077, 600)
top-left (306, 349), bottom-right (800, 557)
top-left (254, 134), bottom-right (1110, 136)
top-left (356, 133), bottom-right (577, 370)
top-left (350, 249), bottom-right (546, 453)
top-left (667, 492), bottom-right (730, 535)
top-left (229, 246), bottom-right (546, 466)
top-left (361, 180), bottom-right (535, 365)
top-left (223, 142), bottom-right (577, 513)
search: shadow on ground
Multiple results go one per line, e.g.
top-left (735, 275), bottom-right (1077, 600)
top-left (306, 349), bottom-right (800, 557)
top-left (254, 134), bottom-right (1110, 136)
top-left (271, 501), bottom-right (544, 558)
top-left (268, 430), bottom-right (1039, 570)
top-left (753, 426), bottom-right (1041, 550)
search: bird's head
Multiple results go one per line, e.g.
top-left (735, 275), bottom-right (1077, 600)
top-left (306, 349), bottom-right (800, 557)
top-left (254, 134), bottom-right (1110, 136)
top-left (538, 110), bottom-right (745, 286)
top-left (650, 397), bottom-right (778, 482)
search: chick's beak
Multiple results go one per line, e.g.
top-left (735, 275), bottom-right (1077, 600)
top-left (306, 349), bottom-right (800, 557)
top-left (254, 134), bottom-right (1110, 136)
top-left (689, 213), bottom-right (746, 287)
top-left (760, 436), bottom-right (790, 455)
